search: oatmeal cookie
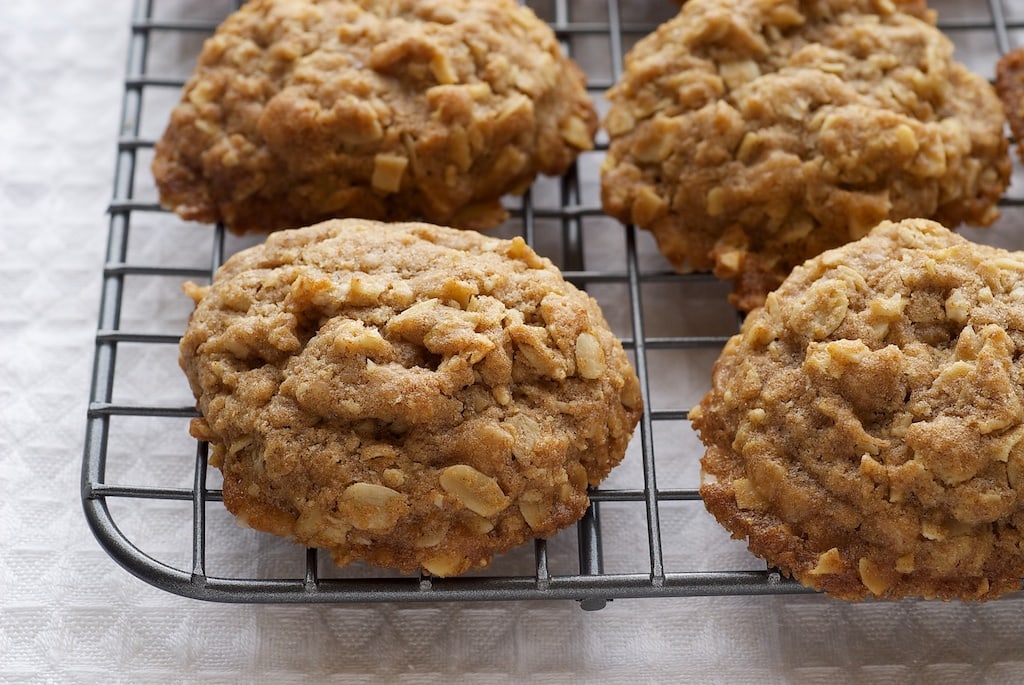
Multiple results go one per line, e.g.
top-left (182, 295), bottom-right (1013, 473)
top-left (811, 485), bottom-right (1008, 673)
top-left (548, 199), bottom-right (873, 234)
top-left (153, 0), bottom-right (597, 234)
top-left (996, 47), bottom-right (1024, 163)
top-left (601, 0), bottom-right (1010, 311)
top-left (179, 219), bottom-right (642, 576)
top-left (691, 218), bottom-right (1024, 601)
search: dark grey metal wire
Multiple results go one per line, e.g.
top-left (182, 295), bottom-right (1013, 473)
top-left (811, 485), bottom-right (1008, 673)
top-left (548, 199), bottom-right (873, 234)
top-left (85, 0), bottom-right (1014, 608)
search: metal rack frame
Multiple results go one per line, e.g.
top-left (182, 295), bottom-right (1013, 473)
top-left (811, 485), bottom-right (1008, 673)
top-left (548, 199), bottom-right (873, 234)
top-left (82, 0), bottom-right (1020, 609)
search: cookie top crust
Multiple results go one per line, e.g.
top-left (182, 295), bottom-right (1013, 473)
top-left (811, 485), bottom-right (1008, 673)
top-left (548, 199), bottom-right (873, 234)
top-left (153, 0), bottom-right (597, 234)
top-left (692, 218), bottom-right (1024, 600)
top-left (601, 0), bottom-right (1010, 311)
top-left (179, 219), bottom-right (642, 576)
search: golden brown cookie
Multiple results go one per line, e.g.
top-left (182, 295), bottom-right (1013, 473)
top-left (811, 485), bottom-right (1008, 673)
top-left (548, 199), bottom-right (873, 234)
top-left (692, 218), bottom-right (1024, 601)
top-left (179, 219), bottom-right (642, 576)
top-left (601, 0), bottom-right (1010, 311)
top-left (996, 47), bottom-right (1024, 162)
top-left (153, 0), bottom-right (597, 234)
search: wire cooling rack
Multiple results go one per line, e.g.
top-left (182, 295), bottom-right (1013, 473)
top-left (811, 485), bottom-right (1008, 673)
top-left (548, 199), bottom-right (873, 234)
top-left (82, 0), bottom-right (1024, 609)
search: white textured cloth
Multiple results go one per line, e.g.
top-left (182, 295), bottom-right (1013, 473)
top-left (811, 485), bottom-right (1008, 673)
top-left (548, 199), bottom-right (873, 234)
top-left (4, 0), bottom-right (1024, 683)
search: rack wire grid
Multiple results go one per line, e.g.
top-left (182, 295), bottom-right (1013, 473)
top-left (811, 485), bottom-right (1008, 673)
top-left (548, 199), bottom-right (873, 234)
top-left (82, 0), bottom-right (1024, 609)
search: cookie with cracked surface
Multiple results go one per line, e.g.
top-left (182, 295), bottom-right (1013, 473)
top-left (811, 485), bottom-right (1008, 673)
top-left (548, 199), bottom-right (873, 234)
top-left (179, 219), bottom-right (642, 576)
top-left (691, 218), bottom-right (1024, 601)
top-left (601, 0), bottom-right (1010, 311)
top-left (153, 0), bottom-right (597, 234)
